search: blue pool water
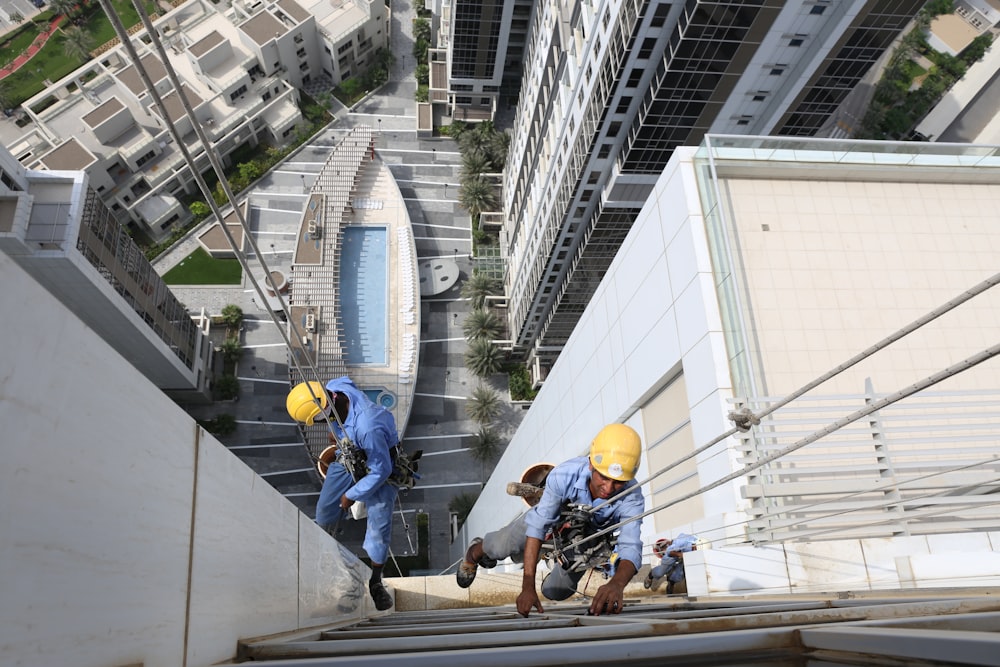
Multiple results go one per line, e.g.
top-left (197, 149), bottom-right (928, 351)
top-left (340, 226), bottom-right (387, 365)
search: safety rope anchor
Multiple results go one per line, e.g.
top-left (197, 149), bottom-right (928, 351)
top-left (728, 407), bottom-right (760, 432)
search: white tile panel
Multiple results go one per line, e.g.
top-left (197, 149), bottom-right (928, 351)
top-left (785, 541), bottom-right (870, 592)
top-left (860, 537), bottom-right (931, 588)
top-left (186, 440), bottom-right (302, 664)
top-left (1, 253), bottom-right (375, 667)
top-left (696, 544), bottom-right (792, 595)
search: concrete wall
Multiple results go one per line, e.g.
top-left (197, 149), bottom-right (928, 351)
top-left (0, 253), bottom-right (377, 667)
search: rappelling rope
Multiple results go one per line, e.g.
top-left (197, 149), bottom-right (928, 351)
top-left (110, 0), bottom-right (407, 562)
top-left (594, 269), bottom-right (1000, 517)
top-left (561, 341), bottom-right (1000, 556)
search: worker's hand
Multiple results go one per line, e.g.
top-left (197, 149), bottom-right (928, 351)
top-left (589, 580), bottom-right (625, 616)
top-left (339, 494), bottom-right (354, 511)
top-left (516, 588), bottom-right (544, 617)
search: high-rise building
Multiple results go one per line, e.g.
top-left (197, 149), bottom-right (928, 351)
top-left (502, 0), bottom-right (926, 379)
top-left (431, 0), bottom-right (533, 121)
top-left (0, 145), bottom-right (213, 401)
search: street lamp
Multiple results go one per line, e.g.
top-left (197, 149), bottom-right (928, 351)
top-left (377, 118), bottom-right (382, 134)
top-left (432, 148), bottom-right (436, 163)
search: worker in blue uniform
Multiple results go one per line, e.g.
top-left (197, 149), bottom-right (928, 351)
top-left (457, 423), bottom-right (645, 617)
top-left (287, 376), bottom-right (398, 611)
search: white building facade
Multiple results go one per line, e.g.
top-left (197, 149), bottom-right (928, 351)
top-left (462, 136), bottom-right (1000, 595)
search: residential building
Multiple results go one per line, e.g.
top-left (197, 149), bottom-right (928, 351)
top-left (428, 0), bottom-right (533, 122)
top-left (501, 0), bottom-right (928, 380)
top-left (0, 144), bottom-right (213, 401)
top-left (5, 0), bottom-right (386, 242)
top-left (461, 134), bottom-right (1000, 597)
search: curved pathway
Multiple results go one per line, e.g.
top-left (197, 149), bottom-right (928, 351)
top-left (0, 15), bottom-right (65, 80)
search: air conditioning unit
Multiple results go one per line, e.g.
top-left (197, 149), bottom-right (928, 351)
top-left (305, 312), bottom-right (315, 332)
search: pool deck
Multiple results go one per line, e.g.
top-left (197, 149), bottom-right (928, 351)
top-left (287, 126), bottom-right (419, 456)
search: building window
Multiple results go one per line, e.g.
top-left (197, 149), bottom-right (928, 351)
top-left (597, 144), bottom-right (611, 159)
top-left (752, 93), bottom-right (767, 101)
top-left (229, 85), bottom-right (248, 101)
top-left (263, 91), bottom-right (271, 101)
top-left (809, 4), bottom-right (826, 14)
top-left (789, 38), bottom-right (804, 47)
top-left (770, 67), bottom-right (784, 76)
top-left (626, 68), bottom-right (642, 87)
top-left (338, 41), bottom-right (353, 54)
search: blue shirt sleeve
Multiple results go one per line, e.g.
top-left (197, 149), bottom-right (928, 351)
top-left (523, 463), bottom-right (575, 540)
top-left (610, 488), bottom-right (644, 570)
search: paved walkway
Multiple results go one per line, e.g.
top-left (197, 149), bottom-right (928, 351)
top-left (0, 14), bottom-right (64, 81)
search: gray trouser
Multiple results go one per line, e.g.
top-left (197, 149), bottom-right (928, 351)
top-left (482, 514), bottom-right (583, 601)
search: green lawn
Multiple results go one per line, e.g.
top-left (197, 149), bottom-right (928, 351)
top-left (162, 247), bottom-right (243, 285)
top-left (1, 2), bottom-right (159, 108)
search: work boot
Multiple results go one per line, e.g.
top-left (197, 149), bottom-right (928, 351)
top-left (643, 571), bottom-right (654, 589)
top-left (456, 537), bottom-right (497, 588)
top-left (369, 580), bottom-right (393, 611)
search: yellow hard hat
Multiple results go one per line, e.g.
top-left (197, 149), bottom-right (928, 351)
top-left (589, 423), bottom-right (641, 481)
top-left (286, 381), bottom-right (328, 425)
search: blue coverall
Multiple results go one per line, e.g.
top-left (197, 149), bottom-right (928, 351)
top-left (314, 376), bottom-right (399, 564)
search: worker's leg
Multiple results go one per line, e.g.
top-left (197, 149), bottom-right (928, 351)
top-left (314, 462), bottom-right (352, 530)
top-left (361, 482), bottom-right (398, 565)
top-left (649, 556), bottom-right (678, 580)
top-left (540, 564), bottom-right (584, 601)
top-left (482, 514), bottom-right (529, 562)
top-left (457, 514), bottom-right (527, 588)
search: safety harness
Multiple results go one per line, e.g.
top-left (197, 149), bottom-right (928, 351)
top-left (545, 502), bottom-right (617, 575)
top-left (330, 434), bottom-right (422, 490)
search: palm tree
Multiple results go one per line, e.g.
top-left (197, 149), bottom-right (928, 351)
top-left (465, 384), bottom-right (502, 424)
top-left (458, 175), bottom-right (498, 222)
top-left (220, 338), bottom-right (242, 364)
top-left (61, 25), bottom-right (93, 62)
top-left (49, 0), bottom-right (78, 17)
top-left (460, 149), bottom-right (491, 183)
top-left (460, 272), bottom-right (502, 309)
top-left (448, 491), bottom-right (479, 527)
top-left (221, 304), bottom-right (244, 329)
top-left (486, 129), bottom-right (510, 172)
top-left (213, 374), bottom-right (240, 400)
top-left (465, 338), bottom-right (504, 378)
top-left (469, 426), bottom-right (502, 463)
top-left (462, 308), bottom-right (503, 342)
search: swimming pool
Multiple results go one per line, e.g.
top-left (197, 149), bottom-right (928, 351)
top-left (340, 226), bottom-right (387, 365)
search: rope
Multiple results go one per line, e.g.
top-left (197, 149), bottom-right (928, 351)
top-left (592, 269), bottom-right (1000, 515)
top-left (563, 341), bottom-right (1000, 555)
top-left (107, 0), bottom-right (404, 563)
